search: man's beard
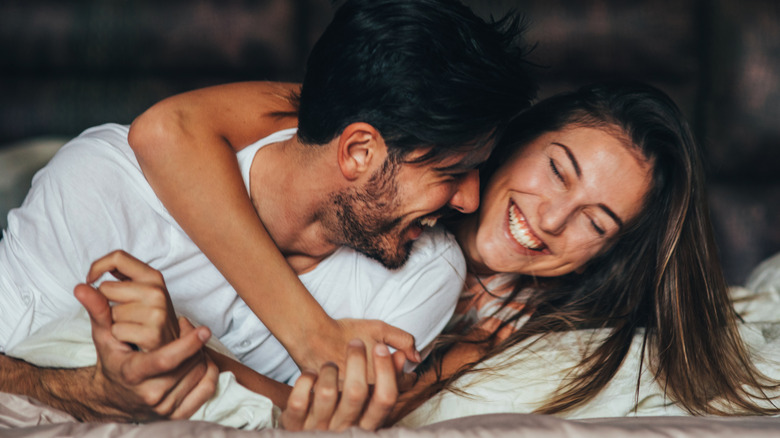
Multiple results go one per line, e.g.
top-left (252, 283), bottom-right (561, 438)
top-left (327, 159), bottom-right (414, 269)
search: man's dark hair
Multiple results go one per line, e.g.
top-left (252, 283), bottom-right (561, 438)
top-left (295, 0), bottom-right (537, 163)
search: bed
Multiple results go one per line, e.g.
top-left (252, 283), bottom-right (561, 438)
top-left (2, 1), bottom-right (780, 436)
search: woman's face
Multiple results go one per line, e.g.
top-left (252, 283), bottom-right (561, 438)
top-left (467, 126), bottom-right (653, 277)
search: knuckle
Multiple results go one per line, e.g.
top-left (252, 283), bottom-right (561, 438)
top-left (396, 332), bottom-right (414, 345)
top-left (145, 286), bottom-right (167, 305)
top-left (141, 388), bottom-right (165, 407)
top-left (286, 395), bottom-right (309, 412)
top-left (344, 382), bottom-right (369, 403)
top-left (206, 359), bottom-right (219, 380)
top-left (88, 259), bottom-right (100, 272)
top-left (317, 385), bottom-right (338, 402)
top-left (189, 359), bottom-right (207, 381)
top-left (203, 376), bottom-right (217, 396)
top-left (108, 249), bottom-right (126, 262)
top-left (373, 389), bottom-right (397, 408)
top-left (150, 353), bottom-right (175, 371)
top-left (147, 307), bottom-right (167, 326)
top-left (150, 270), bottom-right (165, 285)
top-left (153, 404), bottom-right (174, 418)
top-left (121, 368), bottom-right (143, 386)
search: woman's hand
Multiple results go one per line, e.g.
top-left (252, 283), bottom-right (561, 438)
top-left (279, 340), bottom-right (399, 431)
top-left (288, 318), bottom-right (420, 384)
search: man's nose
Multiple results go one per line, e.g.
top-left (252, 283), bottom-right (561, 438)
top-left (448, 170), bottom-right (480, 214)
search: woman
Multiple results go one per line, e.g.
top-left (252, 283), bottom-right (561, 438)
top-left (391, 82), bottom-right (780, 421)
top-left (128, 80), bottom-right (779, 419)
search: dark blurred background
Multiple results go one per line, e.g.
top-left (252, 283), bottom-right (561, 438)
top-left (1, 0), bottom-right (778, 285)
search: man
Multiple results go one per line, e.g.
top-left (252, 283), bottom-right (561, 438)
top-left (0, 0), bottom-right (536, 422)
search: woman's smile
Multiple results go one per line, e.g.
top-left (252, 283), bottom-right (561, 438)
top-left (506, 201), bottom-right (546, 252)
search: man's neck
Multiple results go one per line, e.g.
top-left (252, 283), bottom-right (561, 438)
top-left (248, 133), bottom-right (340, 274)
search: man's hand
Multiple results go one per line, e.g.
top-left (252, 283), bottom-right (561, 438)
top-left (289, 318), bottom-right (420, 384)
top-left (279, 340), bottom-right (399, 431)
top-left (74, 250), bottom-right (219, 421)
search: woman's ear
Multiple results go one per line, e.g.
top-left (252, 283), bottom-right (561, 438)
top-left (337, 122), bottom-right (387, 180)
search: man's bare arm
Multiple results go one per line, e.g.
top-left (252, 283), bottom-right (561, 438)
top-left (0, 323), bottom-right (213, 423)
top-left (0, 354), bottom-right (109, 421)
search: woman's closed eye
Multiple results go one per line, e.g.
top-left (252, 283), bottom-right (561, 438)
top-left (589, 216), bottom-right (606, 236)
top-left (549, 158), bottom-right (564, 184)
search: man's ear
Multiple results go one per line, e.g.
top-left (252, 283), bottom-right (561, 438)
top-left (337, 122), bottom-right (386, 181)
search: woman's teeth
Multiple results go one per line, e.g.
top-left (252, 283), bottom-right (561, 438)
top-left (420, 217), bottom-right (438, 227)
top-left (509, 204), bottom-right (544, 251)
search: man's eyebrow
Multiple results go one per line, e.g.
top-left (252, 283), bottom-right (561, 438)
top-left (598, 203), bottom-right (624, 230)
top-left (552, 142), bottom-right (581, 178)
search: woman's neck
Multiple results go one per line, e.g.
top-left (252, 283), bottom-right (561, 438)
top-left (453, 215), bottom-right (496, 276)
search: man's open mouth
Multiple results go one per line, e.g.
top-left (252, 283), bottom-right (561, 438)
top-left (418, 216), bottom-right (438, 228)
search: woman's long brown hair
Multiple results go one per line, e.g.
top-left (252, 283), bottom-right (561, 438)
top-left (395, 82), bottom-right (780, 420)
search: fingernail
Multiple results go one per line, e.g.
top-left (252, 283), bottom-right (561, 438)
top-left (414, 351), bottom-right (422, 362)
top-left (374, 343), bottom-right (390, 357)
top-left (197, 328), bottom-right (211, 342)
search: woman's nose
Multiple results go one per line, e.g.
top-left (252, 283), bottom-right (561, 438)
top-left (538, 197), bottom-right (576, 235)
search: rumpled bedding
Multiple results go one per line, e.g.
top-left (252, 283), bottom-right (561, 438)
top-left (2, 254), bottom-right (780, 437)
top-left (398, 256), bottom-right (780, 427)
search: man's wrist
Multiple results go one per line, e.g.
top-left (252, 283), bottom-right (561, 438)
top-left (1, 354), bottom-right (129, 422)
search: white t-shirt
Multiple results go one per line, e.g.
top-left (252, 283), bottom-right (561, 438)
top-left (0, 123), bottom-right (465, 383)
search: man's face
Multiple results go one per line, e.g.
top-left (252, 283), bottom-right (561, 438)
top-left (329, 144), bottom-right (492, 269)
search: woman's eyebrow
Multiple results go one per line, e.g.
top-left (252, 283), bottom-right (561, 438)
top-left (552, 141), bottom-right (624, 230)
top-left (552, 142), bottom-right (581, 178)
top-left (598, 203), bottom-right (624, 230)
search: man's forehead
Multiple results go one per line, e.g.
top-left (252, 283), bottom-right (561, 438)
top-left (433, 141), bottom-right (493, 172)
